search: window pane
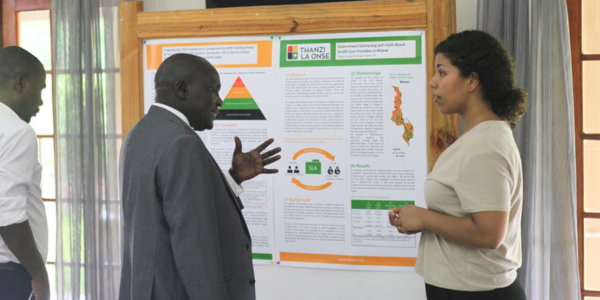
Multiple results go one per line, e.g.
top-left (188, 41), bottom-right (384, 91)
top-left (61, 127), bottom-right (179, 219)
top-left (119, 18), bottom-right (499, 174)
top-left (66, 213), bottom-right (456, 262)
top-left (583, 61), bottom-right (600, 134)
top-left (17, 10), bottom-right (52, 71)
top-left (30, 74), bottom-right (54, 135)
top-left (44, 201), bottom-right (56, 263)
top-left (38, 137), bottom-right (56, 199)
top-left (46, 264), bottom-right (56, 300)
top-left (585, 298), bottom-right (600, 300)
top-left (585, 140), bottom-right (600, 212)
top-left (585, 219), bottom-right (600, 290)
top-left (583, 0), bottom-right (600, 54)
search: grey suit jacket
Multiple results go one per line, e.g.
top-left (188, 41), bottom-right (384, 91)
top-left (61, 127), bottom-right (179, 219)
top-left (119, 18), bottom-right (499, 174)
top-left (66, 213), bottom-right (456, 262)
top-left (119, 106), bottom-right (256, 300)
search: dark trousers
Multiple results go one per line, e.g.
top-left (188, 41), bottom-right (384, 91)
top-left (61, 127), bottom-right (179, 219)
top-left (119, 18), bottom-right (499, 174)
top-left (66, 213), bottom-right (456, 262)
top-left (426, 279), bottom-right (527, 300)
top-left (0, 262), bottom-right (33, 300)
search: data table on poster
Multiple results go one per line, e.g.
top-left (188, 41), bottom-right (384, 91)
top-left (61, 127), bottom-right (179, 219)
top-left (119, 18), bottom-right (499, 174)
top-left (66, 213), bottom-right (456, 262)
top-left (351, 200), bottom-right (416, 248)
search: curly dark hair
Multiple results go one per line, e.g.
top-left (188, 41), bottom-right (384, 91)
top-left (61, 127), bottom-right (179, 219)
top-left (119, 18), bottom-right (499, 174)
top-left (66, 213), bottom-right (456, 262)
top-left (434, 30), bottom-right (527, 129)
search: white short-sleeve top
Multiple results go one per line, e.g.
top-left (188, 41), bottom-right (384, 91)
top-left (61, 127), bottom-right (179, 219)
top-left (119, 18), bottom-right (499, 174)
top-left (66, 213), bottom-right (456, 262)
top-left (414, 120), bottom-right (523, 291)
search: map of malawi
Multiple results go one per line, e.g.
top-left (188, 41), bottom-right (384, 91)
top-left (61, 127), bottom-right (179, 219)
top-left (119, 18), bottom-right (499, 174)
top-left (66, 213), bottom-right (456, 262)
top-left (390, 85), bottom-right (414, 146)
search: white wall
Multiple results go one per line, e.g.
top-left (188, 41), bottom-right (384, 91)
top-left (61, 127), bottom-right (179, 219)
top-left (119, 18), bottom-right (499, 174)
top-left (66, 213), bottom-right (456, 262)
top-left (139, 0), bottom-right (477, 299)
top-left (142, 0), bottom-right (205, 12)
top-left (456, 0), bottom-right (478, 33)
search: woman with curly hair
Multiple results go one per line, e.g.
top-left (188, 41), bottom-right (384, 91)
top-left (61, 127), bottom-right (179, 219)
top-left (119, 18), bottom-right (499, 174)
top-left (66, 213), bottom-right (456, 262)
top-left (389, 30), bottom-right (528, 300)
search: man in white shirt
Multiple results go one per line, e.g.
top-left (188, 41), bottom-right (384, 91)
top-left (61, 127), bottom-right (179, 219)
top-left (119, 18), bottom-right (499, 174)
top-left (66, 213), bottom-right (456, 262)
top-left (0, 46), bottom-right (49, 300)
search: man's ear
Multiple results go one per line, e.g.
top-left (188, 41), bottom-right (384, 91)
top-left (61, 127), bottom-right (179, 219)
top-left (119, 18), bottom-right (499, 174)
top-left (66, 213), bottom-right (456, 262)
top-left (13, 74), bottom-right (26, 94)
top-left (174, 79), bottom-right (188, 99)
top-left (468, 72), bottom-right (480, 92)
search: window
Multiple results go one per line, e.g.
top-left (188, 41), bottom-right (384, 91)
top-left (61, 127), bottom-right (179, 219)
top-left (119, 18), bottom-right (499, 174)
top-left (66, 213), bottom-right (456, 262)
top-left (567, 0), bottom-right (600, 298)
top-left (2, 0), bottom-right (56, 298)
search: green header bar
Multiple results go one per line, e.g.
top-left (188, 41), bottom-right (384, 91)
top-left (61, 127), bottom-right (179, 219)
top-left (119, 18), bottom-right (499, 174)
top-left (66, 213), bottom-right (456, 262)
top-left (279, 36), bottom-right (422, 68)
top-left (351, 200), bottom-right (415, 210)
top-left (252, 253), bottom-right (273, 260)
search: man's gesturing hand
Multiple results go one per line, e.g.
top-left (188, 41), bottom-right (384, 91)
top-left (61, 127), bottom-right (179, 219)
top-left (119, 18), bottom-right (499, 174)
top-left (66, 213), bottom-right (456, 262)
top-left (230, 137), bottom-right (281, 184)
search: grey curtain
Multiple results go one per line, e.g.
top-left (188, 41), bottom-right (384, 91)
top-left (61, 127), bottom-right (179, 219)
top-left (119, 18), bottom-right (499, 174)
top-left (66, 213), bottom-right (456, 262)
top-left (478, 1), bottom-right (580, 300)
top-left (53, 0), bottom-right (124, 299)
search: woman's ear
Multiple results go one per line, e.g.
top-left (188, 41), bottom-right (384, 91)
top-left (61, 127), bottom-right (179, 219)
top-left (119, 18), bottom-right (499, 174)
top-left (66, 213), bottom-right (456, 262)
top-left (468, 72), bottom-right (480, 92)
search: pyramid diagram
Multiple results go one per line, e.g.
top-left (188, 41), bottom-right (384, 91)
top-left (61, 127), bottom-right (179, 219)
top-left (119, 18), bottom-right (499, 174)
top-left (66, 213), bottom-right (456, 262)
top-left (216, 76), bottom-right (266, 120)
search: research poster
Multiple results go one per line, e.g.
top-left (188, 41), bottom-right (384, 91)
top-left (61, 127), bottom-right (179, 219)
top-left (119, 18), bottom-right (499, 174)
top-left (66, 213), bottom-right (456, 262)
top-left (273, 31), bottom-right (427, 271)
top-left (142, 30), bottom-right (427, 271)
top-left (143, 36), bottom-right (278, 265)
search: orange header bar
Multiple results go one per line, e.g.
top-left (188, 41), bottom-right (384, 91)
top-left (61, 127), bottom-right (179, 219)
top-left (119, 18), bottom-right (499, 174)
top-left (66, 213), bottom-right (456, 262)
top-left (280, 252), bottom-right (417, 267)
top-left (146, 40), bottom-right (273, 70)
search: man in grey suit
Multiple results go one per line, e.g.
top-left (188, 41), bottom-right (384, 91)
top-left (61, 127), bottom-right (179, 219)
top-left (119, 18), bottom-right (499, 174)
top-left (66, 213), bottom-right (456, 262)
top-left (119, 54), bottom-right (281, 300)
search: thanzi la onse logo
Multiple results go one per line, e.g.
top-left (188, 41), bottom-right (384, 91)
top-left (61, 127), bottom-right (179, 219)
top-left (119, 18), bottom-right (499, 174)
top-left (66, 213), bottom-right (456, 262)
top-left (286, 43), bottom-right (332, 61)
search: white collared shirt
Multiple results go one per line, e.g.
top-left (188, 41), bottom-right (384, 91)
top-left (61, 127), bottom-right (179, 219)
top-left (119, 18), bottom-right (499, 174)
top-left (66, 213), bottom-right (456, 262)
top-left (151, 103), bottom-right (244, 197)
top-left (0, 102), bottom-right (48, 263)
